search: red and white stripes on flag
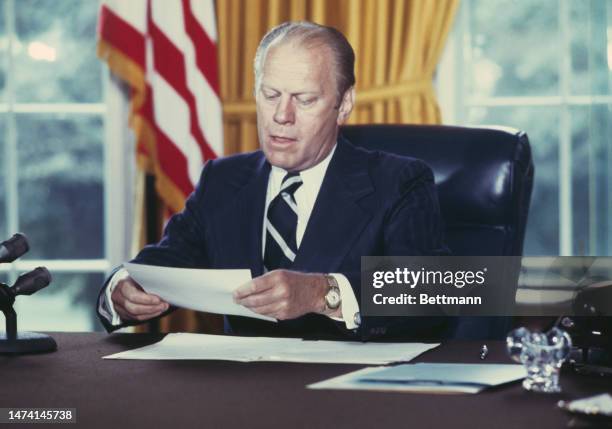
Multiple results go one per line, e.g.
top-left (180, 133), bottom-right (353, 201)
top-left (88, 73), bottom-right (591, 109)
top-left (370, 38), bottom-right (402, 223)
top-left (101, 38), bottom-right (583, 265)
top-left (97, 0), bottom-right (223, 214)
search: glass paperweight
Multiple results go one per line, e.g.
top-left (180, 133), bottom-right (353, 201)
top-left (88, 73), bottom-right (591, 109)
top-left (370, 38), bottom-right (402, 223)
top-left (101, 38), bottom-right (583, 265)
top-left (506, 326), bottom-right (572, 393)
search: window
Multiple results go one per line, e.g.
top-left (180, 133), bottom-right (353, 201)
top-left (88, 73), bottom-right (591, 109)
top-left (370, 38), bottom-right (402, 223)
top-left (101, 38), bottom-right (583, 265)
top-left (0, 0), bottom-right (127, 331)
top-left (439, 0), bottom-right (612, 256)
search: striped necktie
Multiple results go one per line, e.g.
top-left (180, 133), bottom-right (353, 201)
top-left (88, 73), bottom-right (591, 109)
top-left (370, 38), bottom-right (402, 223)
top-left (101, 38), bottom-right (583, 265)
top-left (264, 172), bottom-right (303, 271)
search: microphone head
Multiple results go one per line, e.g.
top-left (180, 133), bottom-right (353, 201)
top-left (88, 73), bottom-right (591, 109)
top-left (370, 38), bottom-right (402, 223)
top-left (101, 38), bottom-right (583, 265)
top-left (0, 233), bottom-right (30, 263)
top-left (12, 267), bottom-right (52, 296)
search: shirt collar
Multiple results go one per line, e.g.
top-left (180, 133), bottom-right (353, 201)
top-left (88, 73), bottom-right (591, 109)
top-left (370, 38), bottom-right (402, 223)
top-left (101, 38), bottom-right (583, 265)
top-left (269, 143), bottom-right (337, 195)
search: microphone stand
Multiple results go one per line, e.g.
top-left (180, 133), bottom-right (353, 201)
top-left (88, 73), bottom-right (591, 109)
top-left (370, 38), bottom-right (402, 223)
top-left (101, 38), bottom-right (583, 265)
top-left (0, 233), bottom-right (57, 354)
top-left (0, 275), bottom-right (57, 354)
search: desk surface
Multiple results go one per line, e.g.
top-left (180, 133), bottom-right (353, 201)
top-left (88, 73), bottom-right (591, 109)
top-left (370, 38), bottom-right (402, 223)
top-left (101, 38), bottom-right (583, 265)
top-left (1, 332), bottom-right (609, 429)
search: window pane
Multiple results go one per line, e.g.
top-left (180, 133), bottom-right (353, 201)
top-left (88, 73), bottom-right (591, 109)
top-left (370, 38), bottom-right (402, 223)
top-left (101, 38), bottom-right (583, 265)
top-left (0, 0), bottom-right (6, 102)
top-left (17, 114), bottom-right (104, 259)
top-left (467, 0), bottom-right (559, 97)
top-left (570, 0), bottom-right (612, 95)
top-left (468, 106), bottom-right (560, 255)
top-left (13, 0), bottom-right (101, 102)
top-left (0, 114), bottom-right (5, 241)
top-left (13, 271), bottom-right (105, 331)
top-left (571, 104), bottom-right (612, 255)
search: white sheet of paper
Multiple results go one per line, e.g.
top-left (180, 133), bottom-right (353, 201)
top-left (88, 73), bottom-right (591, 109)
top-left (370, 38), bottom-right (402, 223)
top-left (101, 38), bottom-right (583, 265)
top-left (261, 340), bottom-right (439, 364)
top-left (123, 263), bottom-right (275, 322)
top-left (103, 333), bottom-right (439, 365)
top-left (308, 363), bottom-right (526, 394)
top-left (104, 333), bottom-right (300, 362)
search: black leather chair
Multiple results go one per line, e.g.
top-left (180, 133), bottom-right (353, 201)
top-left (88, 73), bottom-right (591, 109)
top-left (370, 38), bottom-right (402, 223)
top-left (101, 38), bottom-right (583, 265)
top-left (341, 124), bottom-right (534, 338)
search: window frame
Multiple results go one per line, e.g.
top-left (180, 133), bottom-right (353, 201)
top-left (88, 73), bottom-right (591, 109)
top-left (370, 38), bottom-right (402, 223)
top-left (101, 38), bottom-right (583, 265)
top-left (436, 0), bottom-right (612, 256)
top-left (0, 0), bottom-right (131, 325)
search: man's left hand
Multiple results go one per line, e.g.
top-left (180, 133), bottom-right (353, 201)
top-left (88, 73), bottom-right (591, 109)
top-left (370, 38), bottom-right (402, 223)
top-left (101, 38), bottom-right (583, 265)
top-left (233, 270), bottom-right (328, 320)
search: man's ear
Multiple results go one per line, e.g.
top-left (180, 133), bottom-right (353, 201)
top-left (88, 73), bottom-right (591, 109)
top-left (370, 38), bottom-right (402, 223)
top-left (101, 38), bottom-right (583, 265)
top-left (336, 87), bottom-right (355, 125)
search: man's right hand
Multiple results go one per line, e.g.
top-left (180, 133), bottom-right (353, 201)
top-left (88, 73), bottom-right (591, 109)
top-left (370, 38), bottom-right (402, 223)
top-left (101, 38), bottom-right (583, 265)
top-left (111, 275), bottom-right (169, 322)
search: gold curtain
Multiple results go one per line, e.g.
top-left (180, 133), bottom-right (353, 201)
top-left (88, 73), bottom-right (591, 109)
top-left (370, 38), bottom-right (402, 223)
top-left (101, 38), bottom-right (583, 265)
top-left (148, 0), bottom-right (458, 333)
top-left (219, 0), bottom-right (459, 155)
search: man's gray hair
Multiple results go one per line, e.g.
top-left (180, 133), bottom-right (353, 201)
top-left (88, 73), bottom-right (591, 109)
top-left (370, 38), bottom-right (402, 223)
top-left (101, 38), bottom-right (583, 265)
top-left (253, 21), bottom-right (356, 101)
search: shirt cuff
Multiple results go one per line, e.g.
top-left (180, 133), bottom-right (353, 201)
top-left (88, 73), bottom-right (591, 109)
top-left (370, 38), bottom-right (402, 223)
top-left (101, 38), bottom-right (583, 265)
top-left (328, 273), bottom-right (360, 330)
top-left (102, 268), bottom-right (129, 326)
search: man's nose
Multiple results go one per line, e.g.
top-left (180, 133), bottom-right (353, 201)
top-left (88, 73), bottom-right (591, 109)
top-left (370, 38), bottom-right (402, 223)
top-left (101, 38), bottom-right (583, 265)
top-left (273, 97), bottom-right (295, 125)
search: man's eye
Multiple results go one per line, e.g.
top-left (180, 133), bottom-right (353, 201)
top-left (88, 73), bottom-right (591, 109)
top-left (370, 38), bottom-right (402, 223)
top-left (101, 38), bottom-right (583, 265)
top-left (297, 98), bottom-right (316, 106)
top-left (263, 92), bottom-right (280, 100)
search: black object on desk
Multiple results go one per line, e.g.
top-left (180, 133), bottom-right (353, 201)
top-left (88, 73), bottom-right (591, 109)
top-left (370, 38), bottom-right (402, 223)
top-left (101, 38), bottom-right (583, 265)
top-left (0, 233), bottom-right (56, 355)
top-left (560, 281), bottom-right (612, 374)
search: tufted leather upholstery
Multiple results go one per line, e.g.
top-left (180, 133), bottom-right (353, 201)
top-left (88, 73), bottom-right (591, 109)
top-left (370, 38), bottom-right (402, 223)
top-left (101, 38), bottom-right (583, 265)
top-left (341, 124), bottom-right (535, 339)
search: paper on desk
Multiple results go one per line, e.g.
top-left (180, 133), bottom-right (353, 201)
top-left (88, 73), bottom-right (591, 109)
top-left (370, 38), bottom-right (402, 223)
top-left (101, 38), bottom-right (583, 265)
top-left (308, 363), bottom-right (526, 394)
top-left (123, 263), bottom-right (275, 322)
top-left (559, 393), bottom-right (612, 417)
top-left (262, 340), bottom-right (439, 364)
top-left (104, 333), bottom-right (297, 362)
top-left (103, 333), bottom-right (439, 365)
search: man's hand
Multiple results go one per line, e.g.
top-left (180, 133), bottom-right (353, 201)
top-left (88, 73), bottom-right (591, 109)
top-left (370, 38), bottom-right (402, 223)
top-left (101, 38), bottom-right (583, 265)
top-left (233, 270), bottom-right (329, 320)
top-left (111, 275), bottom-right (169, 322)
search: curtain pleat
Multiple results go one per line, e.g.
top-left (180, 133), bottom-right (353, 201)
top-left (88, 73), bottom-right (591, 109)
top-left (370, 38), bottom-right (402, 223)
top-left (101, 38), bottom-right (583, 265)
top-left (218, 0), bottom-right (459, 155)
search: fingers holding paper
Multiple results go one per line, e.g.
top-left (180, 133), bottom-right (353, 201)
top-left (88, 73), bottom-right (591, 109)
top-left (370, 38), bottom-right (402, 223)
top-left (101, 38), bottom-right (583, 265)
top-left (112, 275), bottom-right (170, 322)
top-left (233, 269), bottom-right (328, 320)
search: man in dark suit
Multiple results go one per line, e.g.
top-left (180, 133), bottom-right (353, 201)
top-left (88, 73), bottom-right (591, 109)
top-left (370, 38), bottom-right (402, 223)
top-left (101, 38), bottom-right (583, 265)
top-left (97, 21), bottom-right (448, 340)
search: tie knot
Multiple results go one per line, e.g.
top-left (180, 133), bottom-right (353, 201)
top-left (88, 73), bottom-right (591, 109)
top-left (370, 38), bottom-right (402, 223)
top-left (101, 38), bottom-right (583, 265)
top-left (280, 172), bottom-right (302, 196)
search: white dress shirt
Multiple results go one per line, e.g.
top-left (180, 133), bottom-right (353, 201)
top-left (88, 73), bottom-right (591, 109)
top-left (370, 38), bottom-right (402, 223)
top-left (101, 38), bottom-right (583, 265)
top-left (262, 145), bottom-right (360, 329)
top-left (102, 143), bottom-right (360, 329)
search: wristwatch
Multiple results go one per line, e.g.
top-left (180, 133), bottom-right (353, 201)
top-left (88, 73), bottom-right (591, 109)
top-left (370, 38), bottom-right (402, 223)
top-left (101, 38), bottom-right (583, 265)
top-left (323, 275), bottom-right (341, 311)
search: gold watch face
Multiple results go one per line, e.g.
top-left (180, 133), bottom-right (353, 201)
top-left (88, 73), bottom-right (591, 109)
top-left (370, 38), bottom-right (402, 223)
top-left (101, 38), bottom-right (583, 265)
top-left (325, 288), bottom-right (341, 309)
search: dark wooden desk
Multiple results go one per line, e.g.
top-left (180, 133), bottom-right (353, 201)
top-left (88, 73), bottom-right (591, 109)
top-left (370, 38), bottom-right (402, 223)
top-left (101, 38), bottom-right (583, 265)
top-left (0, 333), bottom-right (609, 428)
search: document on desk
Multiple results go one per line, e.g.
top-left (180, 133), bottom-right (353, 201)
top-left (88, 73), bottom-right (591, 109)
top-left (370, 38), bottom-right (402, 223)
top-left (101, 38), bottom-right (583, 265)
top-left (123, 263), bottom-right (274, 322)
top-left (308, 363), bottom-right (527, 394)
top-left (103, 333), bottom-right (439, 365)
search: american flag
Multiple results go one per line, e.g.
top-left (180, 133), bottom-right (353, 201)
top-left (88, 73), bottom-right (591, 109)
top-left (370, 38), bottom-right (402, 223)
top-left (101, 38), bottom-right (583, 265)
top-left (97, 0), bottom-right (223, 214)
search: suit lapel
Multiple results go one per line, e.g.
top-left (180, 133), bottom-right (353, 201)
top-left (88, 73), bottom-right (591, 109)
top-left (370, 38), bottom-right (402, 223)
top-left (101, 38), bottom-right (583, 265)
top-left (293, 138), bottom-right (375, 272)
top-left (215, 154), bottom-right (270, 278)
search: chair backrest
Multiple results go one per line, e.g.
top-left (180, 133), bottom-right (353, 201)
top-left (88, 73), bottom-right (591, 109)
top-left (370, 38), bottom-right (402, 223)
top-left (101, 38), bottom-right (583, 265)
top-left (341, 124), bottom-right (534, 257)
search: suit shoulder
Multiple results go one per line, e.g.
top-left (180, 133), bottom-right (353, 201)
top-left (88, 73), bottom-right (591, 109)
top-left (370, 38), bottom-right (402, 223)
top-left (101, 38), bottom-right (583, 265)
top-left (350, 143), bottom-right (434, 183)
top-left (188, 150), bottom-right (266, 204)
top-left (200, 150), bottom-right (263, 184)
top-left (346, 144), bottom-right (439, 214)
top-left (207, 150), bottom-right (264, 172)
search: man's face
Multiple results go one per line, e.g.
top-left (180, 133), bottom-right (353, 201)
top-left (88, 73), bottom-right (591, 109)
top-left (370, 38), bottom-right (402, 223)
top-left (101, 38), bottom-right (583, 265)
top-left (256, 42), bottom-right (354, 172)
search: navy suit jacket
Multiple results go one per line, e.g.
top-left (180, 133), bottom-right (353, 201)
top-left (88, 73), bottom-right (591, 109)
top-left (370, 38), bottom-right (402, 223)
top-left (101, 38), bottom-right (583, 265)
top-left (98, 136), bottom-right (450, 340)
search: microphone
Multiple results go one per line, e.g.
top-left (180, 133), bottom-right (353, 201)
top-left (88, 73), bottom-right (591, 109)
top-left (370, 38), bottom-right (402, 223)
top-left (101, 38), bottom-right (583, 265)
top-left (0, 233), bottom-right (30, 263)
top-left (12, 267), bottom-right (52, 296)
top-left (0, 268), bottom-right (52, 307)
